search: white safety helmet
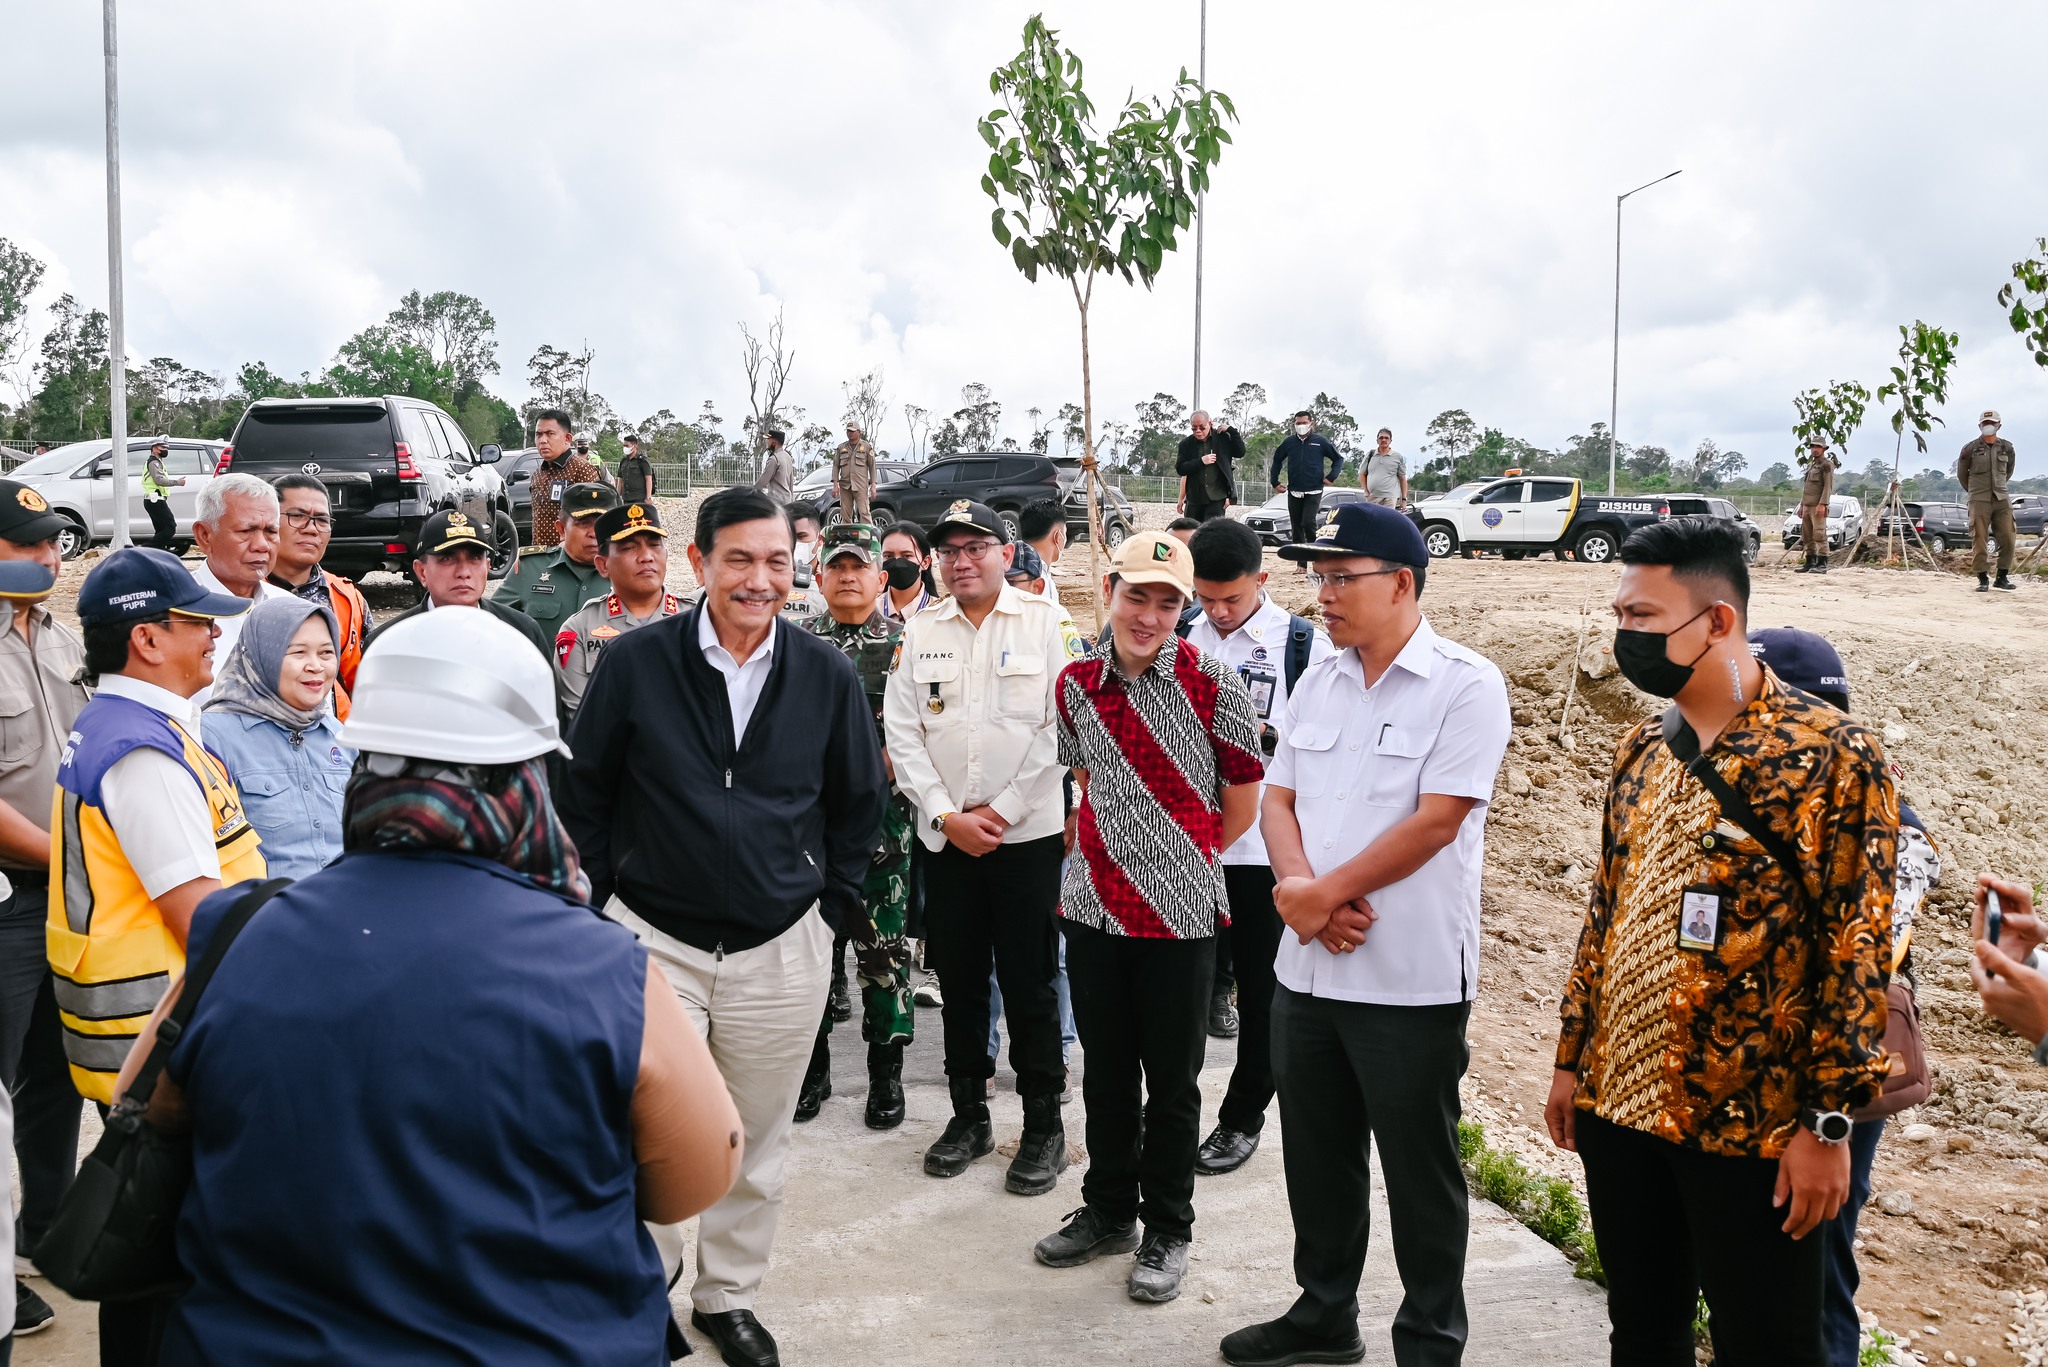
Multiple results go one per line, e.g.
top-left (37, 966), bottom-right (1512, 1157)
top-left (340, 607), bottom-right (569, 765)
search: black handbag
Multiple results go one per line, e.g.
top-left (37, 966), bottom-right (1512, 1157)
top-left (37, 878), bottom-right (291, 1303)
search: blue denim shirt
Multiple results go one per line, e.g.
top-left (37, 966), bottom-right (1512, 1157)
top-left (201, 711), bottom-right (354, 882)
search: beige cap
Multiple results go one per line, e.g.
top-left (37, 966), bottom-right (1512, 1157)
top-left (1108, 531), bottom-right (1194, 594)
top-left (1981, 409), bottom-right (2002, 427)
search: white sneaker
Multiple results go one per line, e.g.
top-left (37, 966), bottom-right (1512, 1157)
top-left (914, 972), bottom-right (944, 1009)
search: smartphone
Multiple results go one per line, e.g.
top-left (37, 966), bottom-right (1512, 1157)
top-left (1986, 889), bottom-right (2004, 951)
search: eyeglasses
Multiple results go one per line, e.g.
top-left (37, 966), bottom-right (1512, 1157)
top-left (933, 541), bottom-right (1002, 563)
top-left (283, 510), bottom-right (333, 530)
top-left (1304, 566), bottom-right (1403, 591)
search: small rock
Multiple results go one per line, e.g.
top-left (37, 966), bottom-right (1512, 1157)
top-left (1201, 1291), bottom-right (1216, 1304)
top-left (1511, 706), bottom-right (1535, 726)
top-left (1878, 1190), bottom-right (1916, 1217)
top-left (1581, 645), bottom-right (1617, 680)
top-left (1903, 1123), bottom-right (1939, 1143)
top-left (1521, 987), bottom-right (1541, 1002)
top-left (1506, 766), bottom-right (1532, 797)
top-left (1884, 722), bottom-right (1912, 745)
top-left (1947, 1135), bottom-right (1975, 1153)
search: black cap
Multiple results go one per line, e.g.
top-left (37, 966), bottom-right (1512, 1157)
top-left (416, 508), bottom-right (492, 556)
top-left (562, 482), bottom-right (620, 520)
top-left (595, 501), bottom-right (665, 545)
top-left (1278, 501), bottom-right (1428, 565)
top-left (1748, 628), bottom-right (1849, 708)
top-left (77, 546), bottom-right (251, 627)
top-left (930, 499), bottom-right (1010, 544)
top-left (0, 479), bottom-right (71, 546)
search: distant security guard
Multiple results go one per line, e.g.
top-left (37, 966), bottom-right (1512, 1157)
top-left (1794, 440), bottom-right (1837, 574)
top-left (496, 482), bottom-right (619, 635)
top-left (796, 523), bottom-right (917, 1131)
top-left (557, 501), bottom-right (685, 711)
top-left (1959, 409), bottom-right (2019, 592)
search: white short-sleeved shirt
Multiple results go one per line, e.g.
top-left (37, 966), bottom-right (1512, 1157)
top-left (188, 562), bottom-right (281, 709)
top-left (1184, 594), bottom-right (1335, 866)
top-left (1264, 617), bottom-right (1510, 1005)
top-left (698, 608), bottom-right (778, 744)
top-left (94, 674), bottom-right (224, 899)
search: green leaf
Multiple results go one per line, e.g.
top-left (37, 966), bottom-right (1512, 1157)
top-left (1012, 238), bottom-right (1039, 282)
top-left (991, 209), bottom-right (1013, 247)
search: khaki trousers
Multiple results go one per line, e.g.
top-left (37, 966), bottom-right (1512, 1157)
top-left (1971, 499), bottom-right (2016, 576)
top-left (1800, 503), bottom-right (1829, 557)
top-left (608, 899), bottom-right (833, 1312)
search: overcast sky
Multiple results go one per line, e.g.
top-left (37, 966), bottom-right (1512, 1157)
top-left (8, 1), bottom-right (2048, 477)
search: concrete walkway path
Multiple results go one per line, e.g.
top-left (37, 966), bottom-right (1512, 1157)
top-left (17, 1022), bottom-right (1609, 1365)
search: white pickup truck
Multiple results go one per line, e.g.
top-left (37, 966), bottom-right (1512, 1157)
top-left (1415, 476), bottom-right (1669, 563)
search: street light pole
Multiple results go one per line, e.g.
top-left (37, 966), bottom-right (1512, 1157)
top-left (1191, 0), bottom-right (1207, 413)
top-left (1607, 168), bottom-right (1681, 495)
top-left (103, 0), bottom-right (132, 548)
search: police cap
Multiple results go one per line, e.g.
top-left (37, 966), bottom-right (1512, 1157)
top-left (595, 500), bottom-right (665, 546)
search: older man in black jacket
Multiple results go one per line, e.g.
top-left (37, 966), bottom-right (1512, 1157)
top-left (1177, 411), bottom-right (1246, 521)
top-left (563, 487), bottom-right (885, 1367)
top-left (1269, 412), bottom-right (1346, 545)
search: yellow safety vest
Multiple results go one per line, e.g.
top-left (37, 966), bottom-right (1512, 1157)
top-left (48, 699), bottom-right (266, 1102)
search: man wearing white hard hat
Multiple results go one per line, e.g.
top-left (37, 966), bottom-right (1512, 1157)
top-left (1958, 409), bottom-right (2019, 591)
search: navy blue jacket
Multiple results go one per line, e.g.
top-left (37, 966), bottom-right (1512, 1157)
top-left (1269, 433), bottom-right (1345, 492)
top-left (563, 605), bottom-right (885, 951)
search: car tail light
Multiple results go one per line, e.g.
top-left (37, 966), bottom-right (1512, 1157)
top-left (1655, 501), bottom-right (1670, 519)
top-left (384, 542), bottom-right (409, 554)
top-left (1914, 522), bottom-right (1924, 531)
top-left (213, 446), bottom-right (233, 474)
top-left (394, 442), bottom-right (423, 482)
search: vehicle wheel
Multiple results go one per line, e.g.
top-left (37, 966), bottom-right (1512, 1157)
top-left (1574, 528), bottom-right (1620, 564)
top-left (488, 510), bottom-right (520, 580)
top-left (1501, 550), bottom-right (1525, 561)
top-left (868, 504), bottom-right (895, 527)
top-left (1422, 524), bottom-right (1458, 559)
top-left (997, 508), bottom-right (1023, 541)
top-left (1744, 535), bottom-right (1760, 565)
top-left (1103, 518), bottom-right (1131, 550)
top-left (55, 520), bottom-right (88, 560)
top-left (821, 501), bottom-right (843, 528)
top-left (1926, 534), bottom-right (1946, 553)
top-left (1553, 548), bottom-right (1569, 561)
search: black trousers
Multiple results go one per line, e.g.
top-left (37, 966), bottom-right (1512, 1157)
top-left (1274, 988), bottom-right (1470, 1366)
top-left (1287, 491), bottom-right (1323, 544)
top-left (1187, 495), bottom-right (1231, 522)
top-left (1217, 865), bottom-right (1282, 1134)
top-left (924, 834), bottom-right (1065, 1098)
top-left (0, 883), bottom-right (80, 1254)
top-left (1576, 1111), bottom-right (1825, 1367)
top-left (1064, 920), bottom-right (1214, 1241)
top-left (144, 497), bottom-right (177, 550)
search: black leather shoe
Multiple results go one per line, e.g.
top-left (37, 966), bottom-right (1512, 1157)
top-left (925, 1077), bottom-right (994, 1177)
top-left (1033, 1205), bottom-right (1139, 1267)
top-left (690, 1308), bottom-right (780, 1367)
top-left (1005, 1092), bottom-right (1068, 1195)
top-left (792, 1041), bottom-right (831, 1123)
top-left (1219, 1317), bottom-right (1366, 1367)
top-left (1194, 1123), bottom-right (1261, 1176)
top-left (828, 972), bottom-right (853, 1023)
top-left (1206, 989), bottom-right (1240, 1039)
top-left (864, 1042), bottom-right (905, 1129)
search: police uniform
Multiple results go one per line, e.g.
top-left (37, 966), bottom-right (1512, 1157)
top-left (1959, 413), bottom-right (2019, 586)
top-left (495, 482), bottom-right (617, 636)
top-left (1796, 448), bottom-right (1836, 571)
top-left (832, 434), bottom-right (879, 524)
top-left (50, 549), bottom-right (270, 1104)
top-left (555, 502), bottom-right (686, 711)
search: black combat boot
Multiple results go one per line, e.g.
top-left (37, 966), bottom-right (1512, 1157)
top-left (793, 1035), bottom-right (831, 1123)
top-left (924, 1077), bottom-right (994, 1177)
top-left (828, 961), bottom-right (853, 1024)
top-left (1794, 554), bottom-right (1814, 573)
top-left (1813, 553), bottom-right (1828, 574)
top-left (865, 1041), bottom-right (906, 1130)
top-left (1005, 1091), bottom-right (1069, 1196)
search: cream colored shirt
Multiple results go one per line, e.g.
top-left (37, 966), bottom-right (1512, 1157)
top-left (0, 600), bottom-right (87, 870)
top-left (884, 584), bottom-right (1082, 852)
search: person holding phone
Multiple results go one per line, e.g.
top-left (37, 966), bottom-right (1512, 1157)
top-left (1970, 875), bottom-right (2048, 1060)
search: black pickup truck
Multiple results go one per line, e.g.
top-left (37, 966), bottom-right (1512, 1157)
top-left (1414, 476), bottom-right (1668, 563)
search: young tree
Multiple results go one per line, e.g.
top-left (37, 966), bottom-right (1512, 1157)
top-left (842, 366), bottom-right (889, 441)
top-left (1996, 237), bottom-right (2048, 372)
top-left (1868, 321), bottom-right (1959, 562)
top-left (0, 238), bottom-right (48, 410)
top-left (1791, 380), bottom-right (1868, 460)
top-left (739, 308), bottom-right (796, 454)
top-left (979, 14), bottom-right (1234, 627)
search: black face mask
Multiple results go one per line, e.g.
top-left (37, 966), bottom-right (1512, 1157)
top-left (883, 557), bottom-right (923, 591)
top-left (1612, 605), bottom-right (1715, 698)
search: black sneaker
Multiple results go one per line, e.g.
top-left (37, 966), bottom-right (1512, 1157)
top-left (1219, 1317), bottom-right (1367, 1367)
top-left (1033, 1206), bottom-right (1139, 1268)
top-left (1127, 1231), bottom-right (1191, 1302)
top-left (1206, 989), bottom-right (1240, 1039)
top-left (16, 1279), bottom-right (55, 1335)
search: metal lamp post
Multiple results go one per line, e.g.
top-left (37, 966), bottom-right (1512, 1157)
top-left (1191, 0), bottom-right (1207, 412)
top-left (103, 0), bottom-right (132, 547)
top-left (1607, 169), bottom-right (1681, 494)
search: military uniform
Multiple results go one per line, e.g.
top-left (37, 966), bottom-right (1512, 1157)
top-left (1796, 449), bottom-right (1836, 571)
top-left (1958, 422), bottom-right (2019, 584)
top-left (495, 482), bottom-right (617, 635)
top-left (832, 434), bottom-right (879, 524)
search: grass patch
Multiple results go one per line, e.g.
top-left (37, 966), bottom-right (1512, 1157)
top-left (1456, 1119), bottom-right (1604, 1285)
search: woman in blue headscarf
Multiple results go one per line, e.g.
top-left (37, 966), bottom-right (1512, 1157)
top-left (201, 595), bottom-right (354, 879)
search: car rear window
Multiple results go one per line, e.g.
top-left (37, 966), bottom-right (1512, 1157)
top-left (235, 408), bottom-right (392, 464)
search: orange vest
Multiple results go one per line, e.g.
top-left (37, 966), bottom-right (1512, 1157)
top-left (327, 572), bottom-right (369, 721)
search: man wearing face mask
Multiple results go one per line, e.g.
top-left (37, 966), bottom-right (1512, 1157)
top-left (1176, 411), bottom-right (1245, 523)
top-left (1545, 517), bottom-right (1895, 1366)
top-left (1269, 412), bottom-right (1346, 548)
top-left (1958, 409), bottom-right (2018, 592)
top-left (779, 504), bottom-right (829, 624)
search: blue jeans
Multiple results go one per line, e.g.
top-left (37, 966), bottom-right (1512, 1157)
top-left (988, 928), bottom-right (1076, 1065)
top-left (1821, 1117), bottom-right (1887, 1367)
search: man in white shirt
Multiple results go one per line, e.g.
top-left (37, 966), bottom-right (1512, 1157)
top-left (1220, 503), bottom-right (1509, 1367)
top-left (1183, 518), bottom-right (1335, 1178)
top-left (884, 499), bottom-right (1083, 1197)
top-left (188, 472), bottom-right (282, 706)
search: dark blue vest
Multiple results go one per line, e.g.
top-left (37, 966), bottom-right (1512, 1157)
top-left (161, 851), bottom-right (663, 1366)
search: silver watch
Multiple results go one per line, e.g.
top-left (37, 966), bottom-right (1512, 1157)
top-left (1801, 1108), bottom-right (1853, 1144)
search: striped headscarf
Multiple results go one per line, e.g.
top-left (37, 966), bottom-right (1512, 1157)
top-left (341, 757), bottom-right (589, 904)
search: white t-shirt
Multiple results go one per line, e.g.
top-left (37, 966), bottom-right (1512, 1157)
top-left (94, 674), bottom-right (223, 898)
top-left (1264, 618), bottom-right (1510, 1005)
top-left (1184, 594), bottom-right (1335, 866)
top-left (698, 608), bottom-right (777, 743)
top-left (189, 562), bottom-right (282, 709)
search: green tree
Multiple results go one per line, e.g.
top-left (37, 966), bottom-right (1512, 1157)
top-left (1996, 237), bottom-right (2048, 372)
top-left (978, 13), bottom-right (1233, 625)
top-left (1791, 380), bottom-right (1868, 461)
top-left (1756, 461), bottom-right (1793, 488)
top-left (951, 382), bottom-right (1003, 448)
top-left (385, 290), bottom-right (498, 388)
top-left (1625, 444), bottom-right (1671, 480)
top-left (1130, 391), bottom-right (1187, 476)
top-left (0, 238), bottom-right (48, 412)
top-left (1217, 380), bottom-right (1266, 429)
top-left (1421, 408), bottom-right (1479, 483)
top-left (523, 343), bottom-right (613, 434)
top-left (30, 294), bottom-right (112, 442)
top-left (1873, 321), bottom-right (1959, 469)
top-left (323, 326), bottom-right (454, 405)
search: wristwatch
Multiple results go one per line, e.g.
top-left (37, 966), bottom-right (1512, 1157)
top-left (931, 812), bottom-right (953, 834)
top-left (1799, 1108), bottom-right (1853, 1145)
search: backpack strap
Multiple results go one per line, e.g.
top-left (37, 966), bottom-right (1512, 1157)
top-left (117, 877), bottom-right (293, 1111)
top-left (1659, 708), bottom-right (1812, 914)
top-left (1284, 615), bottom-right (1315, 693)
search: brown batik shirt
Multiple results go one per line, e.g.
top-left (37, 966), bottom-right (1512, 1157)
top-left (1555, 669), bottom-right (1896, 1159)
top-left (531, 454), bottom-right (604, 548)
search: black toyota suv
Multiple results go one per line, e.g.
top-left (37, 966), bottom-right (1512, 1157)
top-left (219, 396), bottom-right (518, 579)
top-left (866, 452), bottom-right (1064, 540)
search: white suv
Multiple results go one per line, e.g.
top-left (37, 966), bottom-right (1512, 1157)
top-left (5, 437), bottom-right (224, 557)
top-left (1778, 495), bottom-right (1864, 550)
